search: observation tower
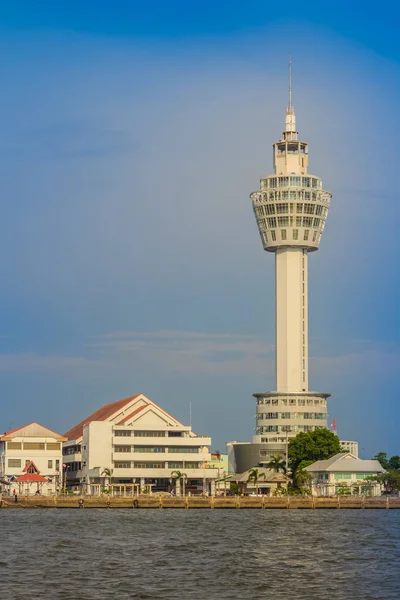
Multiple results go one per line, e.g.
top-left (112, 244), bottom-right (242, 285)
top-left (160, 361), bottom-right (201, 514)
top-left (250, 63), bottom-right (332, 456)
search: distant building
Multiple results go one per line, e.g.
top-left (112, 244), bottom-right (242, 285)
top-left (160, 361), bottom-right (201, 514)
top-left (305, 453), bottom-right (384, 497)
top-left (63, 393), bottom-right (218, 496)
top-left (340, 440), bottom-right (359, 457)
top-left (0, 422), bottom-right (65, 496)
top-left (232, 467), bottom-right (287, 496)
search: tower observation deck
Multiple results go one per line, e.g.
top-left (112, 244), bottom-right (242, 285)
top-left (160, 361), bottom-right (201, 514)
top-left (250, 63), bottom-right (332, 452)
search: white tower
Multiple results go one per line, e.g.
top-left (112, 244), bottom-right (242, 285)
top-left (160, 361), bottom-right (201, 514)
top-left (250, 63), bottom-right (331, 454)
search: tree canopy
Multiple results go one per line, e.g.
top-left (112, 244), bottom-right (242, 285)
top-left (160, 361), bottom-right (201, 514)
top-left (288, 429), bottom-right (342, 473)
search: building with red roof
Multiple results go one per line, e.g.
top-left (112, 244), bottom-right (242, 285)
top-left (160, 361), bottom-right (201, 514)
top-left (63, 393), bottom-right (218, 496)
top-left (0, 423), bottom-right (66, 496)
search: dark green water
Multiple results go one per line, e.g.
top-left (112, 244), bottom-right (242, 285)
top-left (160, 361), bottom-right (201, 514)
top-left (1, 509), bottom-right (399, 599)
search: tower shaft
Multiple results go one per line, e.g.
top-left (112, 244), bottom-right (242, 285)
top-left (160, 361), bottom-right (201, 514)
top-left (275, 248), bottom-right (308, 392)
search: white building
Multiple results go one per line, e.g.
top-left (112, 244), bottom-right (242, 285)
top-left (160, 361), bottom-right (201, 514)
top-left (340, 440), bottom-right (359, 457)
top-left (63, 393), bottom-right (219, 496)
top-left (0, 422), bottom-right (65, 496)
top-left (305, 453), bottom-right (384, 497)
top-left (249, 61), bottom-right (332, 457)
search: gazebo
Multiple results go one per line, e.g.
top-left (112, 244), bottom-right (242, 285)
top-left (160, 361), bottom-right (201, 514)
top-left (16, 461), bottom-right (48, 496)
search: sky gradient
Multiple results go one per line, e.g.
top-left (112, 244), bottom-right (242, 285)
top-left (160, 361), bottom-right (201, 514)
top-left (1, 1), bottom-right (399, 457)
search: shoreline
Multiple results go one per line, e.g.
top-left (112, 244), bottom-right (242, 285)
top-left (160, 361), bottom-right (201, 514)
top-left (1, 496), bottom-right (400, 509)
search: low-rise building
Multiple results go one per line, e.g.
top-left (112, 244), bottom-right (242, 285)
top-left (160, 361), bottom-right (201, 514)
top-left (0, 422), bottom-right (66, 496)
top-left (305, 453), bottom-right (384, 497)
top-left (232, 467), bottom-right (287, 496)
top-left (63, 393), bottom-right (219, 496)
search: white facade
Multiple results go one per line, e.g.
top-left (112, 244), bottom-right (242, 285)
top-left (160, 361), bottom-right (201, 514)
top-left (340, 440), bottom-right (359, 458)
top-left (250, 63), bottom-right (331, 454)
top-left (63, 394), bottom-right (218, 496)
top-left (306, 453), bottom-right (384, 497)
top-left (0, 422), bottom-right (65, 496)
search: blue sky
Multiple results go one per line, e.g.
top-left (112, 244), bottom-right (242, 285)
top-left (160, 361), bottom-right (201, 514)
top-left (1, 1), bottom-right (400, 457)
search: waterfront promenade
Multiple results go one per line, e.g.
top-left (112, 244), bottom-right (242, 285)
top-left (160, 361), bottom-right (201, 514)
top-left (2, 495), bottom-right (400, 509)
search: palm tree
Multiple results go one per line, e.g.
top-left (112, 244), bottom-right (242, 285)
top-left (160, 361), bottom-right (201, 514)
top-left (171, 470), bottom-right (188, 497)
top-left (265, 454), bottom-right (287, 474)
top-left (247, 468), bottom-right (266, 495)
top-left (101, 467), bottom-right (113, 495)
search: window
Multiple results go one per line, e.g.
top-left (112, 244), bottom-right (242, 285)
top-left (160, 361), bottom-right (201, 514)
top-left (47, 443), bottom-right (61, 451)
top-left (134, 431), bottom-right (165, 437)
top-left (168, 447), bottom-right (199, 453)
top-left (278, 177), bottom-right (288, 187)
top-left (276, 203), bottom-right (288, 214)
top-left (185, 462), bottom-right (199, 469)
top-left (23, 443), bottom-right (45, 450)
top-left (56, 460), bottom-right (60, 471)
top-left (293, 229), bottom-right (298, 240)
top-left (271, 230), bottom-right (276, 241)
top-left (302, 177), bottom-right (310, 187)
top-left (133, 446), bottom-right (165, 453)
top-left (265, 413), bottom-right (278, 419)
top-left (48, 460), bottom-right (53, 469)
top-left (296, 203), bottom-right (303, 213)
top-left (277, 217), bottom-right (289, 227)
top-left (281, 229), bottom-right (287, 240)
top-left (115, 446), bottom-right (131, 453)
top-left (316, 205), bottom-right (323, 216)
top-left (133, 462), bottom-right (164, 469)
top-left (312, 231), bottom-right (317, 242)
top-left (114, 462), bottom-right (131, 468)
top-left (303, 204), bottom-right (315, 215)
top-left (265, 204), bottom-right (275, 215)
top-left (169, 462), bottom-right (183, 469)
top-left (290, 176), bottom-right (301, 186)
top-left (7, 442), bottom-right (22, 450)
top-left (267, 217), bottom-right (277, 228)
top-left (114, 430), bottom-right (131, 437)
top-left (303, 230), bottom-right (310, 241)
top-left (269, 177), bottom-right (277, 188)
top-left (334, 473), bottom-right (351, 480)
top-left (8, 459), bottom-right (21, 468)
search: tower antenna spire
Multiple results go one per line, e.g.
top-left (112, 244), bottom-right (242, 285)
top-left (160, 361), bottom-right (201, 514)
top-left (289, 54), bottom-right (292, 110)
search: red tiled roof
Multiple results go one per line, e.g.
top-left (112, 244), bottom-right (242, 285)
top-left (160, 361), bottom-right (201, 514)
top-left (116, 404), bottom-right (147, 424)
top-left (64, 394), bottom-right (141, 441)
top-left (2, 422), bottom-right (36, 437)
top-left (16, 473), bottom-right (48, 483)
top-left (23, 461), bottom-right (40, 474)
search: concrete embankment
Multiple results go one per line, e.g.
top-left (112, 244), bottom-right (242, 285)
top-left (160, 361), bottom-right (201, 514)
top-left (1, 496), bottom-right (400, 509)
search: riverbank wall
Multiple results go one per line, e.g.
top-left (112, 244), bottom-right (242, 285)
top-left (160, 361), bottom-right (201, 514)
top-left (1, 496), bottom-right (400, 509)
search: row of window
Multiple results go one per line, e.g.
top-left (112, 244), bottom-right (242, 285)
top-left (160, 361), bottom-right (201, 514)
top-left (262, 216), bottom-right (324, 229)
top-left (8, 458), bottom-right (60, 469)
top-left (264, 229), bottom-right (321, 244)
top-left (257, 425), bottom-right (325, 434)
top-left (114, 430), bottom-right (184, 438)
top-left (255, 203), bottom-right (328, 218)
top-left (63, 445), bottom-right (81, 456)
top-left (7, 442), bottom-right (61, 451)
top-left (257, 412), bottom-right (326, 420)
top-left (114, 446), bottom-right (200, 454)
top-left (256, 397), bottom-right (327, 407)
top-left (256, 190), bottom-right (324, 203)
top-left (276, 143), bottom-right (307, 154)
top-left (113, 461), bottom-right (201, 469)
top-left (261, 176), bottom-right (322, 189)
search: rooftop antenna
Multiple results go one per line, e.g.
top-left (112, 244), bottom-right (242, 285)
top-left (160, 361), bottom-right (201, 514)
top-left (189, 402), bottom-right (192, 429)
top-left (288, 54), bottom-right (292, 110)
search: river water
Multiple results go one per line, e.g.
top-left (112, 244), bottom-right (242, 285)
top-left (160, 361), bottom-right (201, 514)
top-left (1, 509), bottom-right (399, 599)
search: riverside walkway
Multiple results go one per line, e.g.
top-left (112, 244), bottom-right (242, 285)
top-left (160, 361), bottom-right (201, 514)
top-left (1, 496), bottom-right (400, 509)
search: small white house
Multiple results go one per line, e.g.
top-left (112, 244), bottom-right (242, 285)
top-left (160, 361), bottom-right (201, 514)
top-left (0, 422), bottom-right (66, 496)
top-left (305, 453), bottom-right (385, 497)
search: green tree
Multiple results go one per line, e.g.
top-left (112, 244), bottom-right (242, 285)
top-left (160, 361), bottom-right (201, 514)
top-left (247, 468), bottom-right (266, 495)
top-left (170, 470), bottom-right (187, 496)
top-left (368, 470), bottom-right (400, 495)
top-left (373, 452), bottom-right (389, 469)
top-left (388, 456), bottom-right (400, 470)
top-left (265, 454), bottom-right (287, 474)
top-left (288, 429), bottom-right (342, 490)
top-left (101, 467), bottom-right (113, 494)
